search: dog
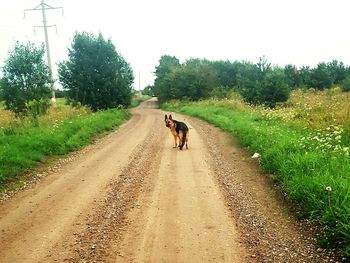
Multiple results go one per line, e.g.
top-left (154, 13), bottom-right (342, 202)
top-left (164, 114), bottom-right (189, 150)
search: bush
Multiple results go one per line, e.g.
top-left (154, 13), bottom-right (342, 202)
top-left (341, 76), bottom-right (350, 92)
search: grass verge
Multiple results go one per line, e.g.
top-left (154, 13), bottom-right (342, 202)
top-left (0, 109), bottom-right (130, 190)
top-left (163, 100), bottom-right (350, 258)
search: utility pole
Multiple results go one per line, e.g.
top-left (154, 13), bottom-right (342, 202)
top-left (139, 70), bottom-right (141, 91)
top-left (24, 0), bottom-right (63, 103)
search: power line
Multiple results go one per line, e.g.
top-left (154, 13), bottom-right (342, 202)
top-left (24, 0), bottom-right (63, 103)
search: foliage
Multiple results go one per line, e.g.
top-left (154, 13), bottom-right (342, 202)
top-left (152, 55), bottom-right (180, 100)
top-left (341, 76), bottom-right (350, 92)
top-left (141, 85), bottom-right (154, 96)
top-left (163, 99), bottom-right (350, 258)
top-left (154, 57), bottom-right (219, 102)
top-left (237, 58), bottom-right (291, 107)
top-left (311, 62), bottom-right (333, 90)
top-left (55, 89), bottom-right (67, 98)
top-left (153, 55), bottom-right (350, 106)
top-left (1, 41), bottom-right (51, 116)
top-left (0, 108), bottom-right (130, 189)
top-left (0, 79), bottom-right (4, 101)
top-left (58, 32), bottom-right (134, 111)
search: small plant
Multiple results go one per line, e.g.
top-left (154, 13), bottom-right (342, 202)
top-left (26, 98), bottom-right (51, 126)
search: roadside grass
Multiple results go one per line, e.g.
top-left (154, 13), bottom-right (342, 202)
top-left (0, 100), bottom-right (130, 190)
top-left (130, 93), bottom-right (151, 108)
top-left (162, 95), bottom-right (350, 258)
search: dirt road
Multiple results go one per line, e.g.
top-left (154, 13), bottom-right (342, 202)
top-left (0, 99), bottom-right (337, 262)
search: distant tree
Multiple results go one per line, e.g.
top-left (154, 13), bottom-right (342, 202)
top-left (284, 64), bottom-right (302, 88)
top-left (154, 55), bottom-right (180, 80)
top-left (153, 55), bottom-right (180, 100)
top-left (154, 57), bottom-right (218, 102)
top-left (54, 89), bottom-right (66, 98)
top-left (58, 32), bottom-right (134, 111)
top-left (326, 60), bottom-right (347, 85)
top-left (298, 66), bottom-right (313, 88)
top-left (237, 58), bottom-right (290, 107)
top-left (177, 59), bottom-right (219, 100)
top-left (236, 62), bottom-right (261, 104)
top-left (1, 41), bottom-right (51, 116)
top-left (259, 69), bottom-right (291, 107)
top-left (0, 79), bottom-right (4, 101)
top-left (341, 76), bottom-right (350, 92)
top-left (210, 60), bottom-right (240, 88)
top-left (141, 85), bottom-right (154, 96)
top-left (311, 62), bottom-right (333, 89)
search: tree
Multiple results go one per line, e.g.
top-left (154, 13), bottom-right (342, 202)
top-left (210, 60), bottom-right (240, 88)
top-left (1, 41), bottom-right (51, 116)
top-left (237, 58), bottom-right (291, 107)
top-left (260, 69), bottom-right (291, 107)
top-left (341, 76), bottom-right (350, 92)
top-left (154, 57), bottom-right (219, 102)
top-left (153, 55), bottom-right (180, 100)
top-left (0, 79), bottom-right (4, 101)
top-left (326, 60), bottom-right (347, 85)
top-left (141, 85), bottom-right (154, 96)
top-left (311, 62), bottom-right (333, 89)
top-left (284, 64), bottom-right (302, 88)
top-left (58, 32), bottom-right (134, 111)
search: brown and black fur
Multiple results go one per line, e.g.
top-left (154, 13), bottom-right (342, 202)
top-left (164, 114), bottom-right (189, 150)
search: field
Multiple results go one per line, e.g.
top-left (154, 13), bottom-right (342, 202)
top-left (162, 88), bottom-right (350, 257)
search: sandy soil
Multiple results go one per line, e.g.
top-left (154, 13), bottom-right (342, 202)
top-left (0, 99), bottom-right (340, 263)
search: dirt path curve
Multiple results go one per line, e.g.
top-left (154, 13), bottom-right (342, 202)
top-left (0, 99), bottom-right (337, 263)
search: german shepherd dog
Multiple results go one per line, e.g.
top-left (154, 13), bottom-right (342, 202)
top-left (164, 114), bottom-right (189, 150)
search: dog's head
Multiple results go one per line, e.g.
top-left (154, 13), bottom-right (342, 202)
top-left (164, 114), bottom-right (175, 128)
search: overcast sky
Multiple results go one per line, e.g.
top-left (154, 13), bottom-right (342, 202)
top-left (1, 0), bottom-right (350, 89)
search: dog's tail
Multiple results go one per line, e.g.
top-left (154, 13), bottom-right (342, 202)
top-left (180, 130), bottom-right (187, 150)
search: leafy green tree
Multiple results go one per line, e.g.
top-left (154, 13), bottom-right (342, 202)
top-left (0, 79), bottom-right (4, 101)
top-left (326, 60), bottom-right (347, 84)
top-left (311, 62), bottom-right (333, 89)
top-left (298, 66), bottom-right (313, 88)
top-left (58, 32), bottom-right (133, 111)
top-left (341, 76), bottom-right (350, 92)
top-left (154, 58), bottom-right (218, 102)
top-left (237, 58), bottom-right (290, 107)
top-left (210, 60), bottom-right (240, 88)
top-left (1, 41), bottom-right (51, 116)
top-left (153, 55), bottom-right (180, 100)
top-left (284, 64), bottom-right (303, 88)
top-left (141, 85), bottom-right (154, 96)
top-left (260, 69), bottom-right (291, 107)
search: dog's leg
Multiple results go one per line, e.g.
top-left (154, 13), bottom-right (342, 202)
top-left (178, 131), bottom-right (184, 150)
top-left (185, 131), bottom-right (189, 149)
top-left (173, 134), bottom-right (177, 148)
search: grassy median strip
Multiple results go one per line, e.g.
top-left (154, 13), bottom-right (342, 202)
top-left (163, 99), bottom-right (350, 258)
top-left (0, 109), bottom-right (130, 188)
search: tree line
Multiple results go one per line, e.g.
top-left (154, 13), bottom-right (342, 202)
top-left (147, 55), bottom-right (350, 107)
top-left (0, 32), bottom-right (134, 119)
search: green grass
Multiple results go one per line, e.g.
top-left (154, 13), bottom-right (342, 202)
top-left (130, 93), bottom-right (150, 108)
top-left (0, 109), bottom-right (130, 189)
top-left (163, 100), bottom-right (350, 258)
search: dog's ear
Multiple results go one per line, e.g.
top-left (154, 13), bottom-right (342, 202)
top-left (164, 114), bottom-right (168, 120)
top-left (169, 114), bottom-right (173, 120)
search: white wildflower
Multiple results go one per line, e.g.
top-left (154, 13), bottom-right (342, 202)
top-left (325, 186), bottom-right (332, 192)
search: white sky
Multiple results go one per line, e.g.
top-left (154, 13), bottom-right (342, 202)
top-left (1, 0), bottom-right (350, 89)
